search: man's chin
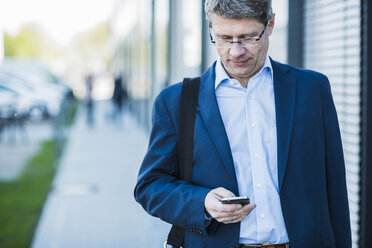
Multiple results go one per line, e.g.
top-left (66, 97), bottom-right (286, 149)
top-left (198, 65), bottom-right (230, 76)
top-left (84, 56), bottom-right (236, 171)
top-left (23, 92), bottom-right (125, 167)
top-left (229, 69), bottom-right (254, 79)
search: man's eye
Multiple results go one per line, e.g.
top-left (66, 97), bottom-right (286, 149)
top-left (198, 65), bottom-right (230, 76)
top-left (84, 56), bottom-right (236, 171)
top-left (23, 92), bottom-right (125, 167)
top-left (217, 38), bottom-right (231, 43)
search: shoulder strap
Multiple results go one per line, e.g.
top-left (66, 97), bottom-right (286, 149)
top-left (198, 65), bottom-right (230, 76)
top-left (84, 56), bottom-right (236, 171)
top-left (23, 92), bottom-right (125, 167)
top-left (166, 77), bottom-right (200, 248)
top-left (178, 77), bottom-right (200, 181)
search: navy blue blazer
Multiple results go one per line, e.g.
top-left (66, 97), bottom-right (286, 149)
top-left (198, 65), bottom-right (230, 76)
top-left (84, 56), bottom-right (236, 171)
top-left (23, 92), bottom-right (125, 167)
top-left (134, 59), bottom-right (352, 248)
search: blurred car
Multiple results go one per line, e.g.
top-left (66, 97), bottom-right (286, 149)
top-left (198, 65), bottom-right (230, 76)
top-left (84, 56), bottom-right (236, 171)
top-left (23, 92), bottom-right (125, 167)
top-left (1, 58), bottom-right (72, 97)
top-left (0, 69), bottom-right (65, 103)
top-left (0, 73), bottom-right (61, 120)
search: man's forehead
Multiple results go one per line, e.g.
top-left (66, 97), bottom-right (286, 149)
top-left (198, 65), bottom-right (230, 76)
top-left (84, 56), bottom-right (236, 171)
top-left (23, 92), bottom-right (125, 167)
top-left (211, 14), bottom-right (263, 27)
top-left (211, 15), bottom-right (263, 35)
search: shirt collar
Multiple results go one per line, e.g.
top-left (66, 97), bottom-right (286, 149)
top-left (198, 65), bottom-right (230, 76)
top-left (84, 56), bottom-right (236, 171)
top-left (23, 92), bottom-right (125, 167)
top-left (215, 55), bottom-right (273, 89)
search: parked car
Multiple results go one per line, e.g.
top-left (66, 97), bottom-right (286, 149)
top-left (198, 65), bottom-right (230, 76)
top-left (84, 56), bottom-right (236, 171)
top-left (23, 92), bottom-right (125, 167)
top-left (0, 69), bottom-right (64, 102)
top-left (0, 73), bottom-right (60, 120)
top-left (1, 58), bottom-right (72, 97)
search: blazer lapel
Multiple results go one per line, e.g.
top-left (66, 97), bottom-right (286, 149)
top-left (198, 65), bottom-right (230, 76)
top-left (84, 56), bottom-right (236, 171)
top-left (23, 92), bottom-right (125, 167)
top-left (271, 60), bottom-right (297, 191)
top-left (198, 64), bottom-right (237, 181)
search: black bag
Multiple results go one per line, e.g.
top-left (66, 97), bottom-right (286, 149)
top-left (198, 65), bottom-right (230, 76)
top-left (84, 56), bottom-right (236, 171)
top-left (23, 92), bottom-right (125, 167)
top-left (164, 77), bottom-right (200, 248)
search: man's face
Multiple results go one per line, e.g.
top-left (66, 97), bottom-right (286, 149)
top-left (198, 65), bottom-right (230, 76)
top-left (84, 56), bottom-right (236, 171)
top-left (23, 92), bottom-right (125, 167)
top-left (210, 14), bottom-right (275, 85)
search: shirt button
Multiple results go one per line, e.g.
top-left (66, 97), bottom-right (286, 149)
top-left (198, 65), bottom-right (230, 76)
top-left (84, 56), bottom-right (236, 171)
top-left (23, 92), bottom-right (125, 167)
top-left (251, 123), bottom-right (256, 128)
top-left (257, 184), bottom-right (262, 188)
top-left (254, 153), bottom-right (259, 158)
top-left (260, 214), bottom-right (265, 219)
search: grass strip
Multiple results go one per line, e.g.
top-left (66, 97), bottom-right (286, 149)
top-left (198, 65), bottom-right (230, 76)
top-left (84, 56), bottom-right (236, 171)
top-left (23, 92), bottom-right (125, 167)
top-left (0, 140), bottom-right (56, 248)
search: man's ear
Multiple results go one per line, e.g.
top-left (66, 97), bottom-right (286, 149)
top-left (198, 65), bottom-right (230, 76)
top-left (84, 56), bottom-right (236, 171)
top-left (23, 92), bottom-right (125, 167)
top-left (267, 13), bottom-right (275, 36)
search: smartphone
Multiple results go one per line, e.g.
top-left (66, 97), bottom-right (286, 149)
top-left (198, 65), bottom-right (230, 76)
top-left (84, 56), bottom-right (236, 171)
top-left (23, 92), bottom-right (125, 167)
top-left (221, 196), bottom-right (250, 205)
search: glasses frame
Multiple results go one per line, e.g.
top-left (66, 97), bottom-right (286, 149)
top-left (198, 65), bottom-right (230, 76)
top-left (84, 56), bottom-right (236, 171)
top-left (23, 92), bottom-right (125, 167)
top-left (209, 21), bottom-right (269, 48)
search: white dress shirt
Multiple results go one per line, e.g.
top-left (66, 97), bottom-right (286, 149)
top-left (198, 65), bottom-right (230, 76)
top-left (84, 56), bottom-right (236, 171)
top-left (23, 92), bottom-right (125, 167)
top-left (215, 56), bottom-right (289, 244)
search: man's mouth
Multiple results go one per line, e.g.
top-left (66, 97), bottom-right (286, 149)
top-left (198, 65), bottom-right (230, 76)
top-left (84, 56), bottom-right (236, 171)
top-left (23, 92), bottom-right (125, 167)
top-left (230, 58), bottom-right (251, 66)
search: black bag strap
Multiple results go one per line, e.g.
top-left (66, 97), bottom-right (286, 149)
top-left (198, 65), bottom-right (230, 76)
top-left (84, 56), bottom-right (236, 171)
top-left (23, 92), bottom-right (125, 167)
top-left (166, 77), bottom-right (200, 248)
top-left (178, 77), bottom-right (200, 181)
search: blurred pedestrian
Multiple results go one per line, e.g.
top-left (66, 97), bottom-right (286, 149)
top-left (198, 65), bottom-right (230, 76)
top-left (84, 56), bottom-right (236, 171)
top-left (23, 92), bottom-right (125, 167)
top-left (134, 0), bottom-right (351, 247)
top-left (112, 75), bottom-right (124, 122)
top-left (85, 74), bottom-right (94, 127)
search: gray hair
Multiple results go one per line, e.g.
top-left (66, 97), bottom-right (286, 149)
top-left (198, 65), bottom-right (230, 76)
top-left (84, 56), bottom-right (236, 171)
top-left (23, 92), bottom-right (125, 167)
top-left (205, 0), bottom-right (272, 26)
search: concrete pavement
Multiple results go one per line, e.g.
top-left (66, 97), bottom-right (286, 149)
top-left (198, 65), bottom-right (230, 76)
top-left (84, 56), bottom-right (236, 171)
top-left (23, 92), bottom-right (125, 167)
top-left (32, 101), bottom-right (170, 248)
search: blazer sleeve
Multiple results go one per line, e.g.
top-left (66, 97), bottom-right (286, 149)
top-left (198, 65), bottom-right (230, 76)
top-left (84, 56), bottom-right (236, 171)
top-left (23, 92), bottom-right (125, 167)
top-left (134, 91), bottom-right (211, 235)
top-left (322, 77), bottom-right (352, 248)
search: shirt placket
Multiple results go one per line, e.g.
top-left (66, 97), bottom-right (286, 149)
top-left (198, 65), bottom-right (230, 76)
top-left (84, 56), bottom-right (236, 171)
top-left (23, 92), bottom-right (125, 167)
top-left (246, 76), bottom-right (270, 242)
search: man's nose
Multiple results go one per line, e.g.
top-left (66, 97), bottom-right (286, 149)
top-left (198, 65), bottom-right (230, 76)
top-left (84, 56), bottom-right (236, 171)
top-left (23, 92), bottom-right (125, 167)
top-left (229, 43), bottom-right (246, 57)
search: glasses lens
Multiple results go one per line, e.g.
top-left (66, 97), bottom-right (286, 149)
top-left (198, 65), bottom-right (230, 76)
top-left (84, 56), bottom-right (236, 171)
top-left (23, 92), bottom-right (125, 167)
top-left (213, 38), bottom-right (258, 48)
top-left (241, 40), bottom-right (257, 47)
top-left (215, 40), bottom-right (229, 48)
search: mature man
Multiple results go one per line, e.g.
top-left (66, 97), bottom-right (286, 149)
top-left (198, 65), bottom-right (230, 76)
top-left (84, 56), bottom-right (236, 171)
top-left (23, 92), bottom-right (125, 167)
top-left (134, 0), bottom-right (351, 247)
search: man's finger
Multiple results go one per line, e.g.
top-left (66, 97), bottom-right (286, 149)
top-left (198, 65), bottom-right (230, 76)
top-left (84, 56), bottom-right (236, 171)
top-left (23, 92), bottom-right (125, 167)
top-left (212, 209), bottom-right (237, 219)
top-left (229, 203), bottom-right (256, 216)
top-left (216, 202), bottom-right (243, 212)
top-left (207, 199), bottom-right (240, 213)
top-left (213, 187), bottom-right (236, 198)
top-left (214, 203), bottom-right (256, 223)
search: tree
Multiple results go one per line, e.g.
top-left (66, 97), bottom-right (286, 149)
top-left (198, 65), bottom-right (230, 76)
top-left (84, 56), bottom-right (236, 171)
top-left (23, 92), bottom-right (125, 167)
top-left (4, 23), bottom-right (62, 58)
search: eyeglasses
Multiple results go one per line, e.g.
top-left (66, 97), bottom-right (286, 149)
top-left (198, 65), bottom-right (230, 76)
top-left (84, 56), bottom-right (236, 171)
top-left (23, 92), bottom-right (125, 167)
top-left (210, 21), bottom-right (268, 48)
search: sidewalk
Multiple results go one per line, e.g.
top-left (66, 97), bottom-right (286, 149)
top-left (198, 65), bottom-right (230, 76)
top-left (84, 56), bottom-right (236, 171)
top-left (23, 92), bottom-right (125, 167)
top-left (32, 101), bottom-right (170, 248)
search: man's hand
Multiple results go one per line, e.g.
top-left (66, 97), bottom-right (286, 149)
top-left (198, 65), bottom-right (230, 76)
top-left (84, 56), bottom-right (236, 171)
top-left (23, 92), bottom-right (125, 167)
top-left (204, 187), bottom-right (256, 224)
